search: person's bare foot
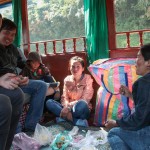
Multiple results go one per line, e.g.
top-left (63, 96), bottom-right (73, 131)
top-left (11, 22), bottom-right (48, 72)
top-left (66, 112), bottom-right (73, 121)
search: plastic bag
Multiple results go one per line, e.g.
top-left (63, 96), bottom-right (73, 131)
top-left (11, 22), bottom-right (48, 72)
top-left (33, 123), bottom-right (52, 146)
top-left (12, 132), bottom-right (41, 150)
top-left (68, 126), bottom-right (79, 136)
top-left (86, 128), bottom-right (108, 145)
top-left (51, 131), bottom-right (72, 150)
top-left (79, 145), bottom-right (98, 150)
top-left (88, 58), bottom-right (138, 126)
top-left (71, 128), bottom-right (108, 148)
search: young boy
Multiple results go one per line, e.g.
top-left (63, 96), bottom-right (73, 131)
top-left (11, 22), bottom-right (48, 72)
top-left (21, 51), bottom-right (60, 100)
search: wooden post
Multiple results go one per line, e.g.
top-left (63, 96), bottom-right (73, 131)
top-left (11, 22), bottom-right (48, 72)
top-left (21, 0), bottom-right (30, 57)
top-left (106, 0), bottom-right (116, 50)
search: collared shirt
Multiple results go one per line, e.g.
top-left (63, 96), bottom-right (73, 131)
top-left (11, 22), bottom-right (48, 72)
top-left (61, 74), bottom-right (94, 109)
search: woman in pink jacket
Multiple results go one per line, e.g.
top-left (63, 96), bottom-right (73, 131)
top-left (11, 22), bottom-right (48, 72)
top-left (46, 56), bottom-right (94, 127)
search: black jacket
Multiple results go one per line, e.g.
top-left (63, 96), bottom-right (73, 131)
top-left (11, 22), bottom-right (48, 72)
top-left (0, 44), bottom-right (25, 76)
top-left (20, 61), bottom-right (50, 80)
top-left (117, 73), bottom-right (150, 130)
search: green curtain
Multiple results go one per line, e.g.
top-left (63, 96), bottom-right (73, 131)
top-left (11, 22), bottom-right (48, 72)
top-left (12, 0), bottom-right (22, 47)
top-left (84, 0), bottom-right (109, 64)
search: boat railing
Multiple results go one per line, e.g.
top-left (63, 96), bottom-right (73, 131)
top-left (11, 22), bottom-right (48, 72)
top-left (22, 29), bottom-right (150, 57)
top-left (22, 36), bottom-right (86, 55)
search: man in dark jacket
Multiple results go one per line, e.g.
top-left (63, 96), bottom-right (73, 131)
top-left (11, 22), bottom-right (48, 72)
top-left (105, 44), bottom-right (150, 150)
top-left (0, 18), bottom-right (47, 134)
top-left (0, 14), bottom-right (24, 150)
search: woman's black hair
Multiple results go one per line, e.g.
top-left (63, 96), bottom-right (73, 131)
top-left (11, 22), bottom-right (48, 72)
top-left (68, 56), bottom-right (85, 73)
top-left (69, 56), bottom-right (85, 68)
top-left (140, 43), bottom-right (150, 61)
top-left (0, 14), bottom-right (2, 18)
top-left (0, 18), bottom-right (17, 32)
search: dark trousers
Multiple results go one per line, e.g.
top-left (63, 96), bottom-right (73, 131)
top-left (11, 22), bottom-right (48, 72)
top-left (41, 75), bottom-right (55, 83)
top-left (0, 87), bottom-right (24, 150)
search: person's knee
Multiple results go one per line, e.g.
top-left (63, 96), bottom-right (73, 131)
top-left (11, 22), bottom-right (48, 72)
top-left (74, 100), bottom-right (89, 114)
top-left (46, 99), bottom-right (54, 110)
top-left (39, 80), bottom-right (47, 88)
top-left (75, 100), bottom-right (88, 109)
top-left (108, 127), bottom-right (120, 138)
top-left (73, 100), bottom-right (90, 119)
top-left (30, 80), bottom-right (47, 92)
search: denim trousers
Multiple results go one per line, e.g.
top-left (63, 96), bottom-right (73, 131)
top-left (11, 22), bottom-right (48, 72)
top-left (20, 79), bottom-right (47, 130)
top-left (0, 88), bottom-right (24, 150)
top-left (46, 99), bottom-right (90, 124)
top-left (108, 126), bottom-right (150, 150)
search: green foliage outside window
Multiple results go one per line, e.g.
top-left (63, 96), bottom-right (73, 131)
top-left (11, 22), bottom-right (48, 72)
top-left (115, 0), bottom-right (150, 48)
top-left (0, 0), bottom-right (149, 50)
top-left (27, 0), bottom-right (85, 52)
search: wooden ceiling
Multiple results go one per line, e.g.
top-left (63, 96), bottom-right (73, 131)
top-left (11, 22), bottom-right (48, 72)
top-left (0, 0), bottom-right (11, 5)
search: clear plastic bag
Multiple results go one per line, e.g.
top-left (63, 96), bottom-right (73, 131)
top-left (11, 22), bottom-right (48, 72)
top-left (12, 132), bottom-right (41, 150)
top-left (86, 129), bottom-right (108, 145)
top-left (33, 123), bottom-right (52, 146)
top-left (79, 145), bottom-right (98, 150)
top-left (69, 126), bottom-right (79, 136)
top-left (71, 128), bottom-right (108, 148)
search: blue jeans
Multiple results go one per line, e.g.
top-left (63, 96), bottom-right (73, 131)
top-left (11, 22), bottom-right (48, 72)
top-left (108, 126), bottom-right (150, 150)
top-left (46, 99), bottom-right (90, 124)
top-left (0, 87), bottom-right (24, 150)
top-left (20, 79), bottom-right (47, 130)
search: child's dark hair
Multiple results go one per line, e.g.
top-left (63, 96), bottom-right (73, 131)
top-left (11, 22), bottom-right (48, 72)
top-left (27, 51), bottom-right (42, 63)
top-left (140, 43), bottom-right (150, 61)
top-left (0, 18), bottom-right (17, 32)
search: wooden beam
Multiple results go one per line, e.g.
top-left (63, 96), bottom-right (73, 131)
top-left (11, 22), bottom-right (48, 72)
top-left (21, 0), bottom-right (30, 56)
top-left (106, 0), bottom-right (116, 50)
